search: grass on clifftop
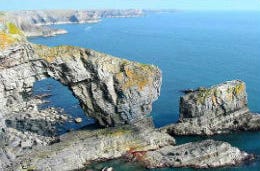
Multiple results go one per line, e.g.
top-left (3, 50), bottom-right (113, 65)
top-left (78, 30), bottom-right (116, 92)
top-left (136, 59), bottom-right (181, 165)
top-left (0, 22), bottom-right (24, 49)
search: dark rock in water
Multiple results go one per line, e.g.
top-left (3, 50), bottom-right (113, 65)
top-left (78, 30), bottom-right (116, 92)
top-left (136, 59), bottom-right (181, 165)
top-left (163, 80), bottom-right (260, 135)
top-left (33, 93), bottom-right (52, 99)
top-left (135, 139), bottom-right (254, 169)
top-left (180, 89), bottom-right (194, 94)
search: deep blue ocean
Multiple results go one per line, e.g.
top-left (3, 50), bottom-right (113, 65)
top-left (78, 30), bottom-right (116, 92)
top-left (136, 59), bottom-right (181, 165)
top-left (30, 11), bottom-right (260, 171)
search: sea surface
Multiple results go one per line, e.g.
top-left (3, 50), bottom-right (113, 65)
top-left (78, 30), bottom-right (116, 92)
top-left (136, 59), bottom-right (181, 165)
top-left (29, 11), bottom-right (260, 171)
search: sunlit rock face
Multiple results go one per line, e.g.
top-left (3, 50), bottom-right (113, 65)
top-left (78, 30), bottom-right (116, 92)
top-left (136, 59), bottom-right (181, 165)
top-left (164, 80), bottom-right (260, 135)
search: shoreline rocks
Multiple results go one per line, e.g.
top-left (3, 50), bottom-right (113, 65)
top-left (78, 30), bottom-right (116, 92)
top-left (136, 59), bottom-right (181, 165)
top-left (1, 9), bottom-right (144, 37)
top-left (164, 80), bottom-right (260, 136)
top-left (13, 127), bottom-right (175, 170)
top-left (133, 139), bottom-right (254, 169)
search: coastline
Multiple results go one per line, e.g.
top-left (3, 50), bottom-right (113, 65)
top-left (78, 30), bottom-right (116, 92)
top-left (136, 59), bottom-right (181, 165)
top-left (1, 10), bottom-right (260, 171)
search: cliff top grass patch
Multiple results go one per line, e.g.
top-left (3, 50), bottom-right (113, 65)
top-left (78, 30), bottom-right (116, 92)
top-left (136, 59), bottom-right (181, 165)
top-left (33, 44), bottom-right (85, 63)
top-left (0, 22), bottom-right (25, 49)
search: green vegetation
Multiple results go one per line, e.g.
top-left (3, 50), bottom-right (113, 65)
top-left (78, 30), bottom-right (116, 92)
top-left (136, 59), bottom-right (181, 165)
top-left (233, 83), bottom-right (244, 95)
top-left (0, 22), bottom-right (24, 49)
top-left (196, 88), bottom-right (213, 104)
top-left (7, 22), bottom-right (23, 35)
top-left (95, 127), bottom-right (132, 137)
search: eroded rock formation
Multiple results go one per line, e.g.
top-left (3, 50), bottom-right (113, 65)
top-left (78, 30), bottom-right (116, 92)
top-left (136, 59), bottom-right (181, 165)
top-left (33, 44), bottom-right (161, 127)
top-left (164, 80), bottom-right (260, 135)
top-left (0, 23), bottom-right (161, 127)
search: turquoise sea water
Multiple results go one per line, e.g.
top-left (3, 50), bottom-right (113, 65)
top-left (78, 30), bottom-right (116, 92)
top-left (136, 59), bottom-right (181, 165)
top-left (29, 11), bottom-right (260, 170)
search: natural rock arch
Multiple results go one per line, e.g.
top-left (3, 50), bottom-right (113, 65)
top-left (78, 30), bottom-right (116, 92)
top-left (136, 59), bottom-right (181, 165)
top-left (0, 42), bottom-right (161, 127)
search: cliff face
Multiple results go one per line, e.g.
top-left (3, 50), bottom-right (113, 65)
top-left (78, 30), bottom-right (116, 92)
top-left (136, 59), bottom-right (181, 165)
top-left (2, 9), bottom-right (143, 37)
top-left (164, 80), bottom-right (260, 135)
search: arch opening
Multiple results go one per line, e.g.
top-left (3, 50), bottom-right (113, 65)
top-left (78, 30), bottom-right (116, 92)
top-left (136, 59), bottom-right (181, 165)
top-left (33, 78), bottom-right (96, 135)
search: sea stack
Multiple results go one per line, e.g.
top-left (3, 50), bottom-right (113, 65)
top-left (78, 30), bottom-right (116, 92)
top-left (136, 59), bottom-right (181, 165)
top-left (164, 80), bottom-right (260, 135)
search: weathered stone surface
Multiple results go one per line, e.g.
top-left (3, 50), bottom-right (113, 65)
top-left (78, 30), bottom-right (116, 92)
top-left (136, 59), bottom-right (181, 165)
top-left (164, 80), bottom-right (260, 135)
top-left (134, 139), bottom-right (253, 169)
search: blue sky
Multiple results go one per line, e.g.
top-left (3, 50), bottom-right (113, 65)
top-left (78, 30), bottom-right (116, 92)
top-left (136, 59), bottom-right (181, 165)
top-left (1, 0), bottom-right (260, 11)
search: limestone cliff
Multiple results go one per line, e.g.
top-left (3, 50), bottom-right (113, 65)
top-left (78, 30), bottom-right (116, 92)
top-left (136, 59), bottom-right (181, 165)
top-left (2, 9), bottom-right (143, 37)
top-left (164, 80), bottom-right (260, 135)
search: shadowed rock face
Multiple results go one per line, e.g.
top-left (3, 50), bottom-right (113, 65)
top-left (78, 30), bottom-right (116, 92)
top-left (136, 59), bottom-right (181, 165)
top-left (164, 80), bottom-right (260, 135)
top-left (0, 41), bottom-right (161, 127)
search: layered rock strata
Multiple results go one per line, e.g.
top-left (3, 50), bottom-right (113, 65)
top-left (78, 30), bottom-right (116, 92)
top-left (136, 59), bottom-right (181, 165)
top-left (164, 80), bottom-right (260, 135)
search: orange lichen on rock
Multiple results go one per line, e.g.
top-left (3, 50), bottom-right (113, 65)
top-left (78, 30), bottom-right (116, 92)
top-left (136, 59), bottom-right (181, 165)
top-left (33, 44), bottom-right (84, 63)
top-left (234, 83), bottom-right (245, 95)
top-left (0, 32), bottom-right (16, 49)
top-left (119, 63), bottom-right (154, 91)
top-left (0, 22), bottom-right (24, 49)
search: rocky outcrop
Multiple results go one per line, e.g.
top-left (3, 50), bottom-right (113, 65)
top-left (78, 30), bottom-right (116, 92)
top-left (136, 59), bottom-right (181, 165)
top-left (2, 9), bottom-right (143, 37)
top-left (12, 127), bottom-right (174, 171)
top-left (164, 80), bottom-right (260, 135)
top-left (133, 139), bottom-right (253, 169)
